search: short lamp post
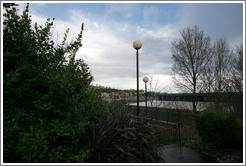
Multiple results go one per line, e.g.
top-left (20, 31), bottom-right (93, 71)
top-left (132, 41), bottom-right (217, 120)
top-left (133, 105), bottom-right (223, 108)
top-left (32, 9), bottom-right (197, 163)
top-left (143, 76), bottom-right (149, 116)
top-left (133, 40), bottom-right (142, 117)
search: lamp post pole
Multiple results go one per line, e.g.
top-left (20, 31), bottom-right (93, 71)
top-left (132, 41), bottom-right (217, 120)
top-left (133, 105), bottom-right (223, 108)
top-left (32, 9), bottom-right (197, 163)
top-left (133, 40), bottom-right (142, 117)
top-left (143, 76), bottom-right (149, 116)
top-left (136, 49), bottom-right (139, 116)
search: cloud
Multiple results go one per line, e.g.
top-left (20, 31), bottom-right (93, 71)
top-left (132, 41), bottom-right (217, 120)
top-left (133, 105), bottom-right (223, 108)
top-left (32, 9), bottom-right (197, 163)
top-left (132, 24), bottom-right (180, 76)
top-left (65, 9), bottom-right (139, 89)
top-left (143, 5), bottom-right (159, 26)
top-left (175, 3), bottom-right (243, 45)
top-left (26, 5), bottom-right (179, 90)
top-left (60, 8), bottom-right (177, 90)
top-left (106, 3), bottom-right (140, 18)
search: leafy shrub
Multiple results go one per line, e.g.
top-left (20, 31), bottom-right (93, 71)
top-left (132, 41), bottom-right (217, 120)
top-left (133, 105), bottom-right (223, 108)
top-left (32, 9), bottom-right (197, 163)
top-left (87, 106), bottom-right (164, 163)
top-left (3, 3), bottom-right (108, 162)
top-left (195, 107), bottom-right (243, 150)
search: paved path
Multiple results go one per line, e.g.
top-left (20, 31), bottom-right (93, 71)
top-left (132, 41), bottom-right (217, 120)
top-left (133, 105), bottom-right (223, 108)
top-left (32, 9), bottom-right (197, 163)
top-left (159, 143), bottom-right (218, 163)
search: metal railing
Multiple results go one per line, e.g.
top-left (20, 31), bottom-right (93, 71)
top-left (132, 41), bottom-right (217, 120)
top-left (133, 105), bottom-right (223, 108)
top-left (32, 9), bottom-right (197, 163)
top-left (153, 122), bottom-right (183, 144)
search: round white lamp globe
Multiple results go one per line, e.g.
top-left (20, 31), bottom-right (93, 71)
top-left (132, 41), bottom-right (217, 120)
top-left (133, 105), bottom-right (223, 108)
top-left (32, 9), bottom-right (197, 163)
top-left (143, 76), bottom-right (149, 83)
top-left (133, 40), bottom-right (142, 50)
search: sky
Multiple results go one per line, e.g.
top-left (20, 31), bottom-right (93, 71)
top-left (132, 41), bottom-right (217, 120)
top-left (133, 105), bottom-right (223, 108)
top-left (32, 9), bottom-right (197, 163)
top-left (15, 1), bottom-right (244, 92)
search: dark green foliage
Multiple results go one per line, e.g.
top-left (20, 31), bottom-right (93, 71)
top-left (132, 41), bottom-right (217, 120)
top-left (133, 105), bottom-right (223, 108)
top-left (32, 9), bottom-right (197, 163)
top-left (195, 107), bottom-right (243, 150)
top-left (87, 106), bottom-right (164, 163)
top-left (3, 3), bottom-right (108, 162)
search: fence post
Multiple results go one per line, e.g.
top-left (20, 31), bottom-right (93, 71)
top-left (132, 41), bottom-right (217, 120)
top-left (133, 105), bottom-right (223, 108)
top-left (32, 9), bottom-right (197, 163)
top-left (178, 122), bottom-right (183, 144)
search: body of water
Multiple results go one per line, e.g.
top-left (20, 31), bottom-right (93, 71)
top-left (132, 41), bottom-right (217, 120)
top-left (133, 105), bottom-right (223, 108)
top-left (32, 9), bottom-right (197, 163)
top-left (129, 100), bottom-right (209, 111)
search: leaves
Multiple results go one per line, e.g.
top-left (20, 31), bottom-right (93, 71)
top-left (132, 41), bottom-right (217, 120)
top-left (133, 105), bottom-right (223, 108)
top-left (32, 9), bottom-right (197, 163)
top-left (195, 107), bottom-right (243, 150)
top-left (88, 107), bottom-right (164, 163)
top-left (3, 3), bottom-right (108, 163)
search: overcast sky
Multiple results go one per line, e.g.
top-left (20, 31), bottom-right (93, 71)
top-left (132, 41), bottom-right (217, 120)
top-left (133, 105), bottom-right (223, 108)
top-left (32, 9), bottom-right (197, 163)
top-left (17, 1), bottom-right (244, 92)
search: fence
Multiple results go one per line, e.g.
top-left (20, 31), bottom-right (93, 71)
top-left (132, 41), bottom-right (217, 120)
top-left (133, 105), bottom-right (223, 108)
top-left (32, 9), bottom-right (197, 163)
top-left (128, 105), bottom-right (199, 142)
top-left (152, 122), bottom-right (183, 144)
top-left (128, 105), bottom-right (196, 126)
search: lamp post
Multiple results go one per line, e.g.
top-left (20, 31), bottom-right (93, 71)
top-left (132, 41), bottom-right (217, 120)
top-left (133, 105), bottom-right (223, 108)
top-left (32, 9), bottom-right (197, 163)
top-left (143, 76), bottom-right (149, 116)
top-left (133, 40), bottom-right (142, 117)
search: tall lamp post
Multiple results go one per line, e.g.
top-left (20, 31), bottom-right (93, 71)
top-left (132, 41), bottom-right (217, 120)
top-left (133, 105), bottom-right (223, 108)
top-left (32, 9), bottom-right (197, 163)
top-left (143, 76), bottom-right (149, 116)
top-left (133, 40), bottom-right (142, 117)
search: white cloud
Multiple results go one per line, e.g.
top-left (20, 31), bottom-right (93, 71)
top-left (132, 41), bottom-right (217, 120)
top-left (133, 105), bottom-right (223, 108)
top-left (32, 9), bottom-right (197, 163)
top-left (64, 9), bottom-right (138, 89)
top-left (144, 24), bottom-right (178, 40)
top-left (143, 5), bottom-right (159, 26)
top-left (175, 3), bottom-right (243, 45)
top-left (26, 7), bottom-right (177, 90)
top-left (66, 9), bottom-right (176, 90)
top-left (106, 3), bottom-right (140, 18)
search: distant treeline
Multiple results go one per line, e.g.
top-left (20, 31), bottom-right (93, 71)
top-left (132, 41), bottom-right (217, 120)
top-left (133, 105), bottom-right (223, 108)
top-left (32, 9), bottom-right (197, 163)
top-left (95, 86), bottom-right (142, 93)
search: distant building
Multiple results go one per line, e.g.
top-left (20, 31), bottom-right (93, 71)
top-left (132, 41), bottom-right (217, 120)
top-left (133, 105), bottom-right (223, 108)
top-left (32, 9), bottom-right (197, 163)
top-left (100, 90), bottom-right (145, 102)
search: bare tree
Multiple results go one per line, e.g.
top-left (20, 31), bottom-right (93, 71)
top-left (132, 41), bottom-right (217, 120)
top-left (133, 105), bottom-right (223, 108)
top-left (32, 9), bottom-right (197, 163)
top-left (171, 25), bottom-right (212, 112)
top-left (212, 38), bottom-right (234, 92)
top-left (231, 44), bottom-right (243, 115)
top-left (231, 44), bottom-right (243, 93)
top-left (201, 38), bottom-right (234, 94)
top-left (201, 63), bottom-right (214, 93)
top-left (201, 39), bottom-right (242, 114)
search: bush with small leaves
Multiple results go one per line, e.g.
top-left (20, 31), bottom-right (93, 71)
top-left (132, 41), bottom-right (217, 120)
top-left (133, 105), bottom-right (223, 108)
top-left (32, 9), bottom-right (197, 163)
top-left (195, 107), bottom-right (243, 150)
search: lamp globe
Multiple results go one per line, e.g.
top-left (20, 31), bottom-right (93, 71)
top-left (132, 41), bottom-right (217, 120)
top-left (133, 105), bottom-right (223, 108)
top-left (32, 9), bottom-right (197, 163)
top-left (133, 40), bottom-right (142, 50)
top-left (143, 76), bottom-right (149, 83)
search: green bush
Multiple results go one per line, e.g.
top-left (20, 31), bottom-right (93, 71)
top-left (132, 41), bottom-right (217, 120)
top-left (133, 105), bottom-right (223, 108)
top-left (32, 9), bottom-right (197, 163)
top-left (3, 3), bottom-right (108, 162)
top-left (195, 107), bottom-right (243, 150)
